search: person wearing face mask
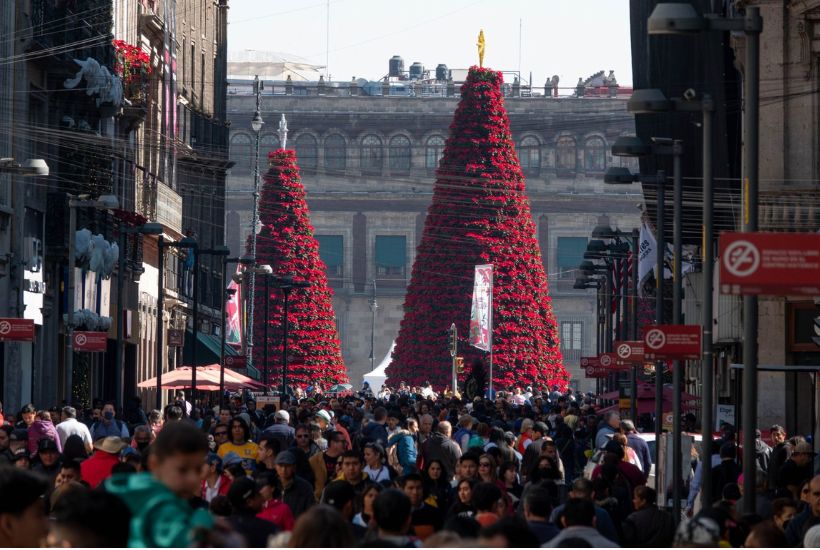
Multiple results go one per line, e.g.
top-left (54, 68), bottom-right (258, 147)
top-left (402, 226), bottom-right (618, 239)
top-left (91, 403), bottom-right (129, 441)
top-left (56, 406), bottom-right (93, 454)
top-left (131, 425), bottom-right (153, 453)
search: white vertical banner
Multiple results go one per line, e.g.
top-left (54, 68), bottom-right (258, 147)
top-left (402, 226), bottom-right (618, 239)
top-left (469, 264), bottom-right (493, 351)
top-left (638, 221), bottom-right (656, 284)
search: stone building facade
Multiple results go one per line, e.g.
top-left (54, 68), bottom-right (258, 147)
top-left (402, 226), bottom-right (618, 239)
top-left (225, 77), bottom-right (642, 389)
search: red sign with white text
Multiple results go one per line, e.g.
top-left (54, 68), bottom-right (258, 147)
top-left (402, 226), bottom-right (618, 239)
top-left (0, 318), bottom-right (35, 342)
top-left (719, 232), bottom-right (820, 295)
top-left (73, 331), bottom-right (108, 352)
top-left (614, 340), bottom-right (645, 364)
top-left (642, 325), bottom-right (701, 360)
top-left (584, 365), bottom-right (608, 378)
top-left (600, 352), bottom-right (629, 371)
top-left (224, 355), bottom-right (247, 372)
top-left (580, 356), bottom-right (601, 368)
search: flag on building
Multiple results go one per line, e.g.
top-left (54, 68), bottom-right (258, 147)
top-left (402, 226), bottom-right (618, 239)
top-left (225, 265), bottom-right (242, 348)
top-left (469, 264), bottom-right (493, 351)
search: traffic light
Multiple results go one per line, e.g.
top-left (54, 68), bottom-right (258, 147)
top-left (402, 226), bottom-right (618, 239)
top-left (449, 323), bottom-right (457, 356)
top-left (456, 357), bottom-right (465, 374)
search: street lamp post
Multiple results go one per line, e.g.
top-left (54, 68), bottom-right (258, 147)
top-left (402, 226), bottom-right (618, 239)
top-left (272, 275), bottom-right (310, 408)
top-left (115, 222), bottom-right (162, 409)
top-left (155, 235), bottom-right (197, 410)
top-left (253, 264), bottom-right (274, 389)
top-left (604, 161), bottom-right (668, 493)
top-left (246, 76), bottom-right (265, 377)
top-left (646, 2), bottom-right (762, 513)
top-left (66, 194), bottom-right (119, 403)
top-left (369, 280), bottom-right (378, 373)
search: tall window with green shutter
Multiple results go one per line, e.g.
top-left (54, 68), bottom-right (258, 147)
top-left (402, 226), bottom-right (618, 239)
top-left (375, 235), bottom-right (406, 278)
top-left (316, 235), bottom-right (343, 277)
top-left (557, 237), bottom-right (588, 279)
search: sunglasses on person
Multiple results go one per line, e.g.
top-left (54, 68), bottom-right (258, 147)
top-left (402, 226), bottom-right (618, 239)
top-left (296, 434), bottom-right (310, 438)
top-left (479, 462), bottom-right (492, 467)
top-left (214, 431), bottom-right (228, 437)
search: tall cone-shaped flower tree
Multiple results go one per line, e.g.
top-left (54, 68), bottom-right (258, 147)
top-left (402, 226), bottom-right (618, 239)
top-left (387, 67), bottom-right (567, 391)
top-left (248, 149), bottom-right (348, 387)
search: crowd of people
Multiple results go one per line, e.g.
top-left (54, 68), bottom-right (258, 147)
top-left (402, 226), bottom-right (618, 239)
top-left (0, 382), bottom-right (818, 547)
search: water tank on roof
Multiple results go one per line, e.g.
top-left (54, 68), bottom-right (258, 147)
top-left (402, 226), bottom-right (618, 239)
top-left (435, 64), bottom-right (448, 81)
top-left (389, 56), bottom-right (404, 78)
top-left (409, 62), bottom-right (424, 80)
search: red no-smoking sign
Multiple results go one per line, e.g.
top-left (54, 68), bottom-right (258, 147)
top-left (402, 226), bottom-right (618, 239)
top-left (642, 325), bottom-right (701, 360)
top-left (0, 318), bottom-right (34, 342)
top-left (719, 232), bottom-right (820, 295)
top-left (613, 341), bottom-right (645, 364)
top-left (73, 331), bottom-right (107, 352)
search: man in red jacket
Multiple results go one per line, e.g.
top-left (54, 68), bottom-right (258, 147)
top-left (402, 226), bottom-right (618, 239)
top-left (81, 436), bottom-right (126, 488)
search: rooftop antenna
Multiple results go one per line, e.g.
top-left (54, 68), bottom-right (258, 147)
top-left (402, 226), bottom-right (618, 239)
top-left (326, 0), bottom-right (330, 79)
top-left (518, 18), bottom-right (522, 78)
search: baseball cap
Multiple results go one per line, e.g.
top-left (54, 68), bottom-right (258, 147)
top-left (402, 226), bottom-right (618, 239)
top-left (206, 452), bottom-right (223, 467)
top-left (274, 410), bottom-right (290, 423)
top-left (315, 410), bottom-right (332, 424)
top-left (12, 448), bottom-right (29, 461)
top-left (321, 480), bottom-right (355, 510)
top-left (275, 450), bottom-right (298, 465)
top-left (37, 438), bottom-right (59, 453)
top-left (228, 477), bottom-right (258, 509)
top-left (222, 451), bottom-right (243, 467)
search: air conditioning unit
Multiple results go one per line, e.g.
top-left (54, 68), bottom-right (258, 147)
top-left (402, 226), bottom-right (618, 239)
top-left (23, 237), bottom-right (43, 272)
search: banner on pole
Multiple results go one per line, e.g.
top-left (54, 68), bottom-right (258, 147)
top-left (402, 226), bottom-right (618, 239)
top-left (226, 265), bottom-right (243, 348)
top-left (469, 264), bottom-right (493, 351)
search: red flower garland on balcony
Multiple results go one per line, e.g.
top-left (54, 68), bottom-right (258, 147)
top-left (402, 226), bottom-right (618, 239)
top-left (387, 66), bottom-right (568, 392)
top-left (112, 40), bottom-right (151, 87)
top-left (247, 150), bottom-right (348, 387)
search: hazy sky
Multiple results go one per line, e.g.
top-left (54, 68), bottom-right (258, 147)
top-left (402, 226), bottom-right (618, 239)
top-left (227, 0), bottom-right (633, 87)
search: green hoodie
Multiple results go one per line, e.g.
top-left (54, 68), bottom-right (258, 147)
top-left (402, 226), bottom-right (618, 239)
top-left (105, 472), bottom-right (214, 547)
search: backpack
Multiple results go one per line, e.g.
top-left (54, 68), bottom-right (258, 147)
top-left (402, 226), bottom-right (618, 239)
top-left (467, 433), bottom-right (485, 450)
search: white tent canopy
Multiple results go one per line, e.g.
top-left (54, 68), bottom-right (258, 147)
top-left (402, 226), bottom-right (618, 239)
top-left (362, 341), bottom-right (395, 394)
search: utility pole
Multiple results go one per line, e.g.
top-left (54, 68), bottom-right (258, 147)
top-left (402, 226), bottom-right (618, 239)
top-left (369, 280), bottom-right (378, 372)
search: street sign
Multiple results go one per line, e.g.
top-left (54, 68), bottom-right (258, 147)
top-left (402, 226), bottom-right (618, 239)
top-left (0, 318), bottom-right (35, 342)
top-left (642, 324), bottom-right (702, 360)
top-left (584, 365), bottom-right (608, 378)
top-left (719, 232), bottom-right (820, 295)
top-left (580, 356), bottom-right (601, 368)
top-left (613, 340), bottom-right (645, 364)
top-left (73, 331), bottom-right (107, 352)
top-left (167, 329), bottom-right (184, 347)
top-left (224, 355), bottom-right (247, 371)
top-left (599, 352), bottom-right (629, 371)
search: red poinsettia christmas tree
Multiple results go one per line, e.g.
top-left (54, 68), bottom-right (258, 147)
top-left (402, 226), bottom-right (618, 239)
top-left (387, 66), bottom-right (567, 391)
top-left (249, 149), bottom-right (348, 387)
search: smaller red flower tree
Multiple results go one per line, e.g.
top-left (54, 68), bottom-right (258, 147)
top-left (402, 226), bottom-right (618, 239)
top-left (248, 149), bottom-right (348, 388)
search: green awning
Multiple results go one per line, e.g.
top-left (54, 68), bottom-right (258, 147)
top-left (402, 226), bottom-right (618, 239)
top-left (183, 330), bottom-right (238, 367)
top-left (375, 236), bottom-right (406, 267)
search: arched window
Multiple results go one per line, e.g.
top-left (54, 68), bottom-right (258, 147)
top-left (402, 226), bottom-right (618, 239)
top-left (389, 135), bottom-right (411, 173)
top-left (294, 134), bottom-right (318, 170)
top-left (229, 133), bottom-right (252, 175)
top-left (425, 136), bottom-right (445, 171)
top-left (324, 134), bottom-right (346, 171)
top-left (519, 136), bottom-right (541, 176)
top-left (360, 134), bottom-right (383, 174)
top-left (556, 136), bottom-right (577, 172)
top-left (584, 137), bottom-right (606, 172)
top-left (259, 134), bottom-right (279, 173)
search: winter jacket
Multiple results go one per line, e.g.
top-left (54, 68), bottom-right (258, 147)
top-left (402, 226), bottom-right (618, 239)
top-left (27, 419), bottom-right (62, 456)
top-left (621, 506), bottom-right (675, 547)
top-left (281, 476), bottom-right (316, 520)
top-left (387, 429), bottom-right (418, 473)
top-left (420, 432), bottom-right (462, 481)
top-left (105, 472), bottom-right (214, 547)
top-left (80, 450), bottom-right (120, 488)
top-left (361, 420), bottom-right (389, 446)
